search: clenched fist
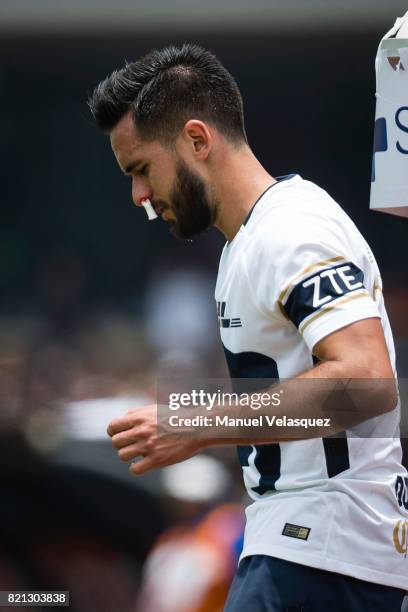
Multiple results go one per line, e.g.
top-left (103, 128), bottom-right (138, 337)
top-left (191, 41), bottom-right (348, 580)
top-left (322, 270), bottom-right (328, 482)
top-left (107, 405), bottom-right (202, 476)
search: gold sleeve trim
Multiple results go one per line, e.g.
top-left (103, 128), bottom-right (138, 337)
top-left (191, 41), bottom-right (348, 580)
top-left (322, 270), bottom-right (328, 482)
top-left (299, 290), bottom-right (371, 333)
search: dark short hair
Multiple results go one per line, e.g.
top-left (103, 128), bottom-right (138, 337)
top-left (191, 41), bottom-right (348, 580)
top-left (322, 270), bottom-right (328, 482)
top-left (88, 43), bottom-right (247, 145)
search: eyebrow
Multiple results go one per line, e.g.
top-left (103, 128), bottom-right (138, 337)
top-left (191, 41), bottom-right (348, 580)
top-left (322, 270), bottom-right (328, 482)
top-left (123, 159), bottom-right (144, 175)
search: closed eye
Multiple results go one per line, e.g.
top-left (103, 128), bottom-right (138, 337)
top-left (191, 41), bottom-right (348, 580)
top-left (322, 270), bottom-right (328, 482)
top-left (123, 160), bottom-right (149, 177)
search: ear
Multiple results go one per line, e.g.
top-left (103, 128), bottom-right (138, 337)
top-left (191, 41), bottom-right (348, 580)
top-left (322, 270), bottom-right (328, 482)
top-left (181, 120), bottom-right (212, 160)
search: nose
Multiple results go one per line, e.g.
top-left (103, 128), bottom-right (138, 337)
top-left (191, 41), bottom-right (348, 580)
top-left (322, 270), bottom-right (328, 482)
top-left (131, 176), bottom-right (152, 207)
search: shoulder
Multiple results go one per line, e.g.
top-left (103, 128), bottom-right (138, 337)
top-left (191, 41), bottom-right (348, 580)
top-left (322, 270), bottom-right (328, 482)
top-left (245, 178), bottom-right (351, 264)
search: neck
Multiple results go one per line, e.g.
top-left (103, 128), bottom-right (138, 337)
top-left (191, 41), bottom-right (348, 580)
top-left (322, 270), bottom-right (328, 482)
top-left (211, 144), bottom-right (276, 241)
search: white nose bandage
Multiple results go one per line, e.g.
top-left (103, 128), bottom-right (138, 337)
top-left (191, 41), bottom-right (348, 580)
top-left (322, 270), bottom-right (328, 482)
top-left (141, 198), bottom-right (158, 221)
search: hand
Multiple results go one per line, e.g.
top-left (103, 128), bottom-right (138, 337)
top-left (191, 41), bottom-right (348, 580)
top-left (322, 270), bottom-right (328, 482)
top-left (107, 404), bottom-right (202, 476)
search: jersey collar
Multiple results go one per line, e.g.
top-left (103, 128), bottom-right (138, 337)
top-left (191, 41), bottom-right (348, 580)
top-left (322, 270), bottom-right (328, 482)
top-left (243, 173), bottom-right (298, 228)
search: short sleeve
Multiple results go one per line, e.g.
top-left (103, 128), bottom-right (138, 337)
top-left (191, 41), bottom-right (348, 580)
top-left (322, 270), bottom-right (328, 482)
top-left (246, 205), bottom-right (381, 352)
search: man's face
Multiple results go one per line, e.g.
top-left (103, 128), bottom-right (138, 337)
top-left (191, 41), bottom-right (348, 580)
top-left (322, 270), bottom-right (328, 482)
top-left (110, 111), bottom-right (217, 239)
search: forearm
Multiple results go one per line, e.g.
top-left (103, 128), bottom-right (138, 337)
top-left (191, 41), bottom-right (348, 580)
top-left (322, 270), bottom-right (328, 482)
top-left (194, 359), bottom-right (397, 449)
top-left (108, 321), bottom-right (397, 477)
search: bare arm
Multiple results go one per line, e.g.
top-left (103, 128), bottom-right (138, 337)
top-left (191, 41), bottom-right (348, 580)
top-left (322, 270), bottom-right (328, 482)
top-left (108, 317), bottom-right (397, 475)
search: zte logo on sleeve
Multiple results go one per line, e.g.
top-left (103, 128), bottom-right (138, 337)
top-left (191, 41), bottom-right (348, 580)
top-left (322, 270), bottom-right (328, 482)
top-left (283, 261), bottom-right (366, 329)
top-left (302, 264), bottom-right (363, 308)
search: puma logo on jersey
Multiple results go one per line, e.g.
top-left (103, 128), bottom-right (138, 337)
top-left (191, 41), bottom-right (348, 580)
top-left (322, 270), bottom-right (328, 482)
top-left (283, 261), bottom-right (367, 330)
top-left (217, 301), bottom-right (242, 328)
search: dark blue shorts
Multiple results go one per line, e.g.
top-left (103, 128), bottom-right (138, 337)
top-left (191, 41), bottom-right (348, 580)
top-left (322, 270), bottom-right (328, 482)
top-left (224, 555), bottom-right (405, 612)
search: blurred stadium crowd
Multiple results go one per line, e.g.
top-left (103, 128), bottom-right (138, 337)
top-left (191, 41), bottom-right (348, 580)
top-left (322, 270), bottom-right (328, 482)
top-left (1, 6), bottom-right (408, 611)
top-left (0, 249), bottom-right (248, 611)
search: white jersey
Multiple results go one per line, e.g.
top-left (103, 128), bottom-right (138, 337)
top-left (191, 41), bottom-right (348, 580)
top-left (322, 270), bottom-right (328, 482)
top-left (215, 174), bottom-right (408, 590)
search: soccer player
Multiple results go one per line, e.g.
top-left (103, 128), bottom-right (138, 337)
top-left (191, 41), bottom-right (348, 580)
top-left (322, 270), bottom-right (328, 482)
top-left (89, 45), bottom-right (407, 611)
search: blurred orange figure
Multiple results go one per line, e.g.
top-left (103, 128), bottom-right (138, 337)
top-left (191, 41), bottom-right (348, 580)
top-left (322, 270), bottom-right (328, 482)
top-left (135, 504), bottom-right (244, 612)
